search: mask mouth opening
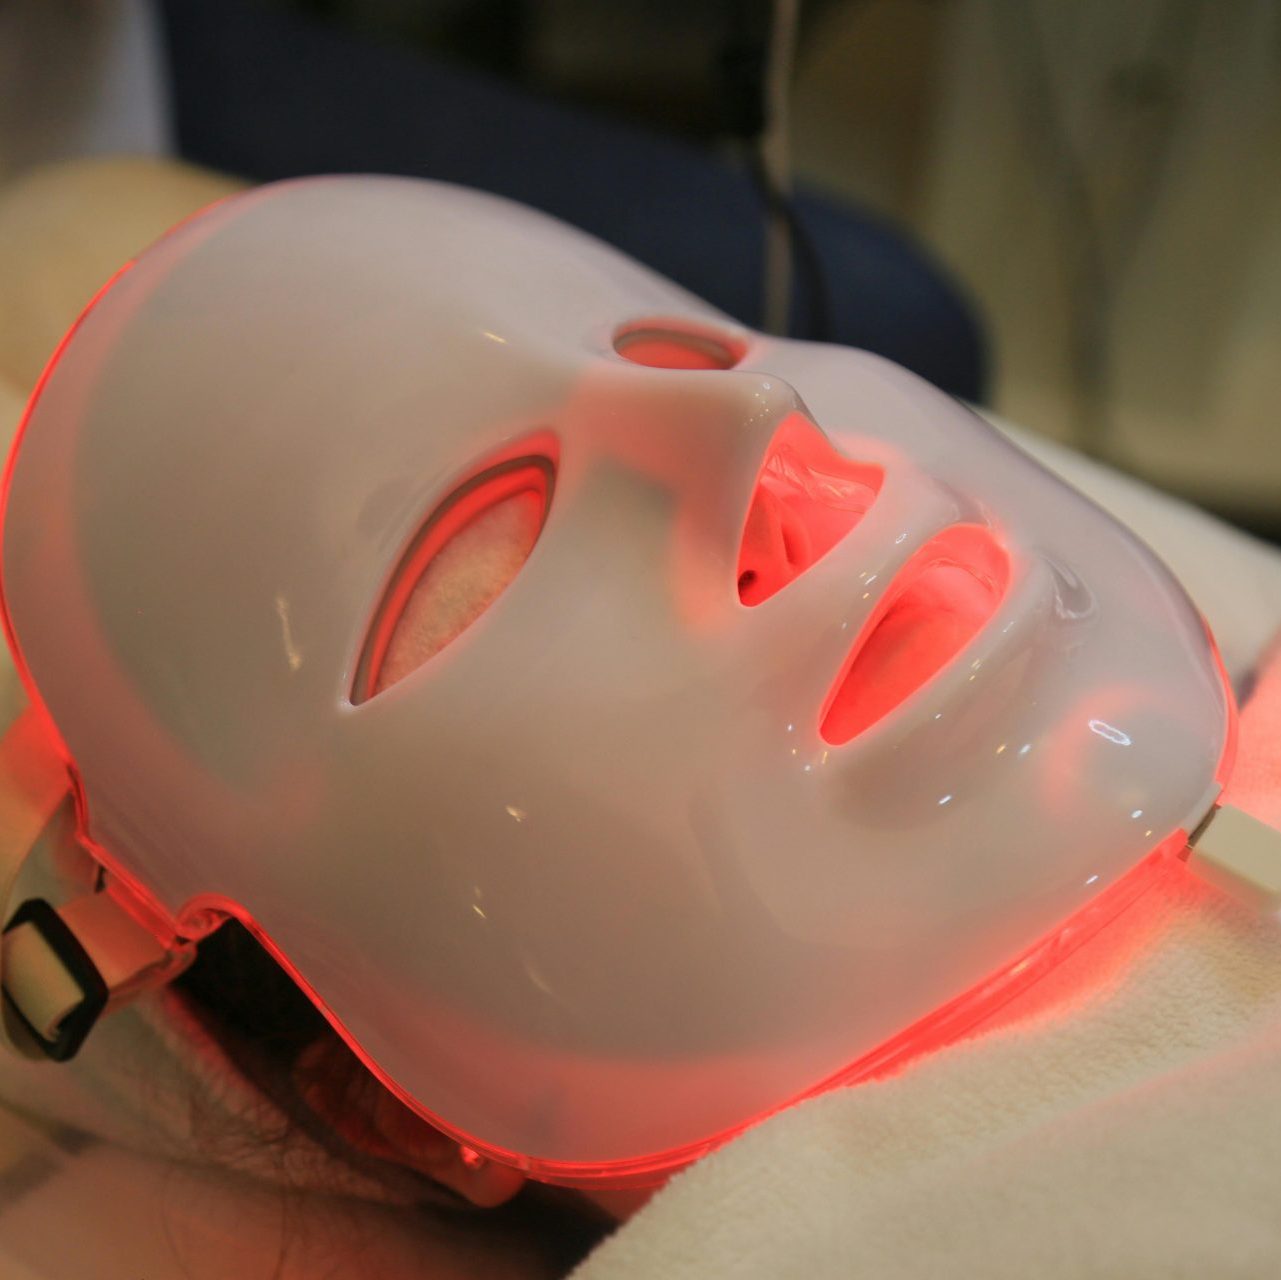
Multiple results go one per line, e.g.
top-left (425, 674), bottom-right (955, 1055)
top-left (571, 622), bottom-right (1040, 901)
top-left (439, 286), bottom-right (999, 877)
top-left (352, 457), bottom-right (554, 703)
top-left (820, 524), bottom-right (1010, 744)
top-left (737, 415), bottom-right (883, 606)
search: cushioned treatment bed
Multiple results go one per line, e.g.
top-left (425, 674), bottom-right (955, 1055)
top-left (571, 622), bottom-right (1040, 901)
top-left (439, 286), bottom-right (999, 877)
top-left (1, 160), bottom-right (1280, 1278)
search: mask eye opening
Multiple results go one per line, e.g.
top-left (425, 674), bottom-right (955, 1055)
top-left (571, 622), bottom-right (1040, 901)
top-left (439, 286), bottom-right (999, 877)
top-left (352, 457), bottom-right (554, 704)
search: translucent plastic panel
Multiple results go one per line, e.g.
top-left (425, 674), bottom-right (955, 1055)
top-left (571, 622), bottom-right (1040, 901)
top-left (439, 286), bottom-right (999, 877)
top-left (0, 177), bottom-right (1233, 1191)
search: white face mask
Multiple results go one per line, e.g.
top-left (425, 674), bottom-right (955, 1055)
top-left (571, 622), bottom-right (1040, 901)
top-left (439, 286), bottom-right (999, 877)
top-left (1, 176), bottom-right (1233, 1187)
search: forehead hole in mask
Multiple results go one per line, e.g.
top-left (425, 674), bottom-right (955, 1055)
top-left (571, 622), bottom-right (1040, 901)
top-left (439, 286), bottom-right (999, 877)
top-left (353, 459), bottom-right (553, 702)
top-left (738, 416), bottom-right (883, 606)
top-left (613, 321), bottom-right (744, 370)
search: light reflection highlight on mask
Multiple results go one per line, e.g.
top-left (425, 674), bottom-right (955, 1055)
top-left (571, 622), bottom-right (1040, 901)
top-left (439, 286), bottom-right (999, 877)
top-left (1089, 719), bottom-right (1132, 746)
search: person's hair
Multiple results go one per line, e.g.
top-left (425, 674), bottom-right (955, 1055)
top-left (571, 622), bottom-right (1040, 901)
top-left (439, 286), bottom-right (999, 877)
top-left (174, 920), bottom-right (617, 1275)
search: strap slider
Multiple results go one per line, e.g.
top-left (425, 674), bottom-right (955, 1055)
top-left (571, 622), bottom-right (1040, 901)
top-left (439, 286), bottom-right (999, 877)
top-left (2, 898), bottom-right (108, 1062)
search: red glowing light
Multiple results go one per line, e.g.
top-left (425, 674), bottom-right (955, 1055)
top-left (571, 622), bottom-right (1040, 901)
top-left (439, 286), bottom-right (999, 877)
top-left (737, 415), bottom-right (883, 606)
top-left (353, 458), bottom-right (553, 702)
top-left (0, 261), bottom-right (137, 731)
top-left (0, 222), bottom-right (1243, 1199)
top-left (821, 523), bottom-right (1009, 743)
top-left (1205, 615), bottom-right (1239, 791)
top-left (169, 829), bottom-right (1194, 1192)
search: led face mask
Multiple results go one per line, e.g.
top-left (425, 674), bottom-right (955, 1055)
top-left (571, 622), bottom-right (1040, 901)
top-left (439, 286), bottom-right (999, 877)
top-left (0, 177), bottom-right (1234, 1187)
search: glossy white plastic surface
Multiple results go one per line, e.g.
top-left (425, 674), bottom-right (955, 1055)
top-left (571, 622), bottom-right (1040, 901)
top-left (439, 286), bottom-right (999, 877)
top-left (0, 178), bottom-right (1232, 1176)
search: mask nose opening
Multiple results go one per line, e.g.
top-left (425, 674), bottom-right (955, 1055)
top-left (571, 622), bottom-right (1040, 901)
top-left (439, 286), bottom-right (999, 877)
top-left (820, 524), bottom-right (1010, 744)
top-left (737, 415), bottom-right (883, 606)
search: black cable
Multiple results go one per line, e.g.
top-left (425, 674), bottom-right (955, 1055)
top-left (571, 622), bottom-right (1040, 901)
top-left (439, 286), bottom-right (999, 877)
top-left (746, 143), bottom-right (834, 342)
top-left (718, 0), bottom-right (833, 341)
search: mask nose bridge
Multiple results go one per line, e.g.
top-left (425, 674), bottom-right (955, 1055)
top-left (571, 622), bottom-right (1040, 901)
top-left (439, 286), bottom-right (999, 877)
top-left (566, 365), bottom-right (806, 549)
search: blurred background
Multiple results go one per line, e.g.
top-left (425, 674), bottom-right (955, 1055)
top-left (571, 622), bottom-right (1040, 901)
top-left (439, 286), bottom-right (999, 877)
top-left (2, 0), bottom-right (1278, 536)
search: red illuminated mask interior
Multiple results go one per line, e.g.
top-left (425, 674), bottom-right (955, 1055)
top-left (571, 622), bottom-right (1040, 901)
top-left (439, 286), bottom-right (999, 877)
top-left (355, 459), bottom-right (552, 701)
top-left (821, 524), bottom-right (1010, 743)
top-left (614, 324), bottom-right (742, 371)
top-left (737, 416), bottom-right (883, 606)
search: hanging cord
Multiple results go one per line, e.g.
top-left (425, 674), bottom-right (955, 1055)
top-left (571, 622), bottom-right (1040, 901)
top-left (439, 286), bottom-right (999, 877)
top-left (721, 0), bottom-right (832, 340)
top-left (748, 143), bottom-right (834, 342)
top-left (759, 0), bottom-right (800, 334)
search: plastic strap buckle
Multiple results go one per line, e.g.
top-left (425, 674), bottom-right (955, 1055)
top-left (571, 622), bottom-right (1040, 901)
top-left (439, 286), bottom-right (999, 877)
top-left (2, 898), bottom-right (108, 1062)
